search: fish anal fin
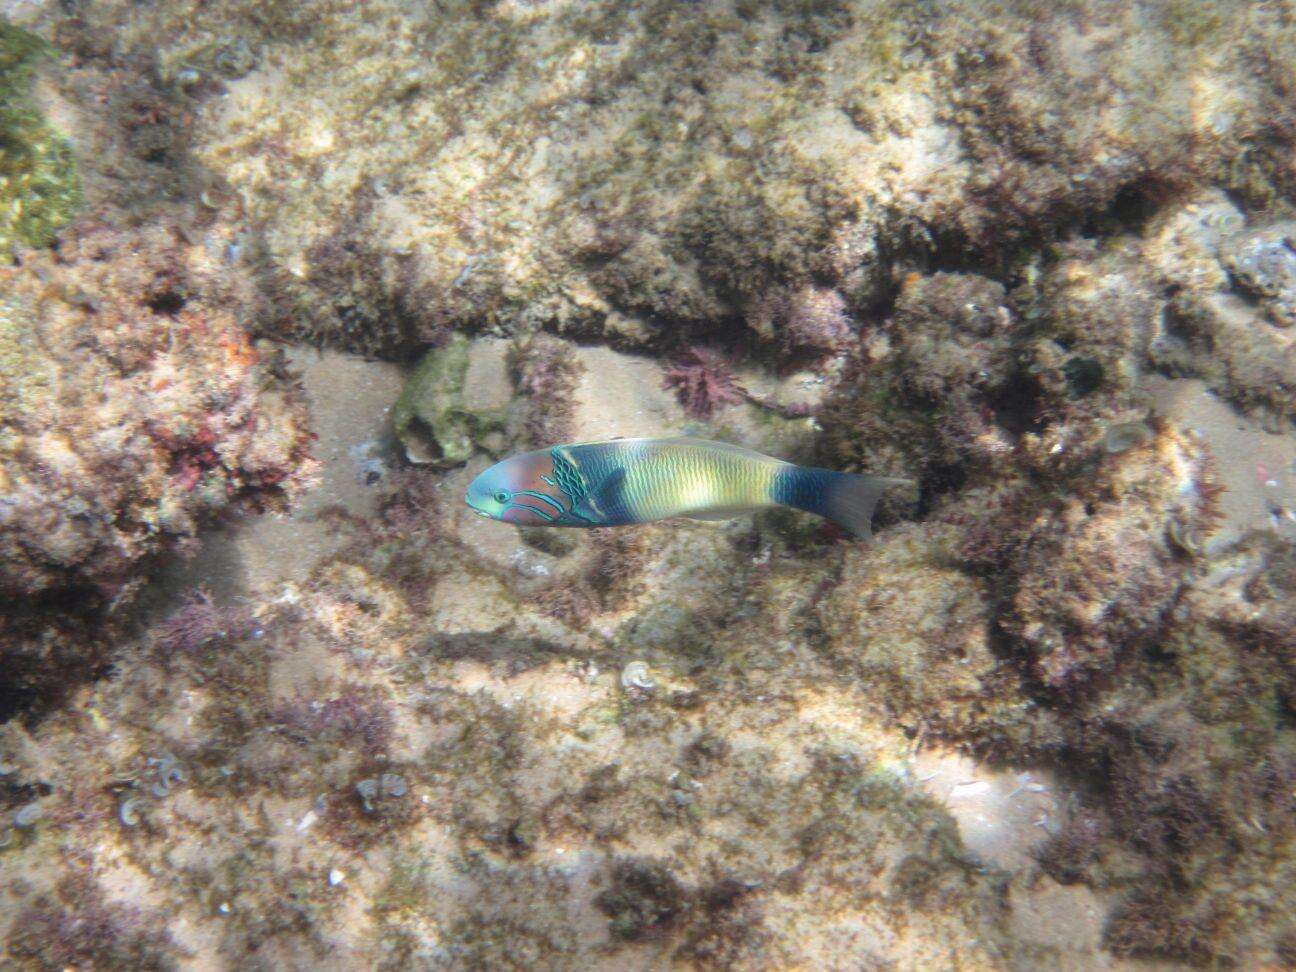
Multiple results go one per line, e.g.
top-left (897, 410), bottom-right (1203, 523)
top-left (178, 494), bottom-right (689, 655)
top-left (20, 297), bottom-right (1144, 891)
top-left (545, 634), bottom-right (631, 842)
top-left (684, 505), bottom-right (764, 522)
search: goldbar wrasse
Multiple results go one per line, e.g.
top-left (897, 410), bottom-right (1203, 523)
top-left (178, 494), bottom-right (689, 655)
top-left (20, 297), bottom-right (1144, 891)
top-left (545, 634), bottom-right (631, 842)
top-left (465, 437), bottom-right (909, 537)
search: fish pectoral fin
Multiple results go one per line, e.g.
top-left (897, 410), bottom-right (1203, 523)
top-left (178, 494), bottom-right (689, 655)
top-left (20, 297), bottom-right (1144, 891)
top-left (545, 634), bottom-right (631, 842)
top-left (595, 467), bottom-right (627, 507)
top-left (572, 468), bottom-right (626, 522)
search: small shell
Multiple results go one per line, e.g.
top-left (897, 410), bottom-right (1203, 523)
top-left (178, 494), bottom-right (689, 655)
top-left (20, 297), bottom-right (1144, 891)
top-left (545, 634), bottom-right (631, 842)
top-left (147, 754), bottom-right (186, 798)
top-left (1167, 518), bottom-right (1201, 557)
top-left (620, 661), bottom-right (656, 692)
top-left (1103, 421), bottom-right (1152, 454)
top-left (356, 778), bottom-right (379, 812)
top-left (119, 797), bottom-right (144, 827)
top-left (13, 803), bottom-right (41, 829)
top-left (379, 773), bottom-right (407, 799)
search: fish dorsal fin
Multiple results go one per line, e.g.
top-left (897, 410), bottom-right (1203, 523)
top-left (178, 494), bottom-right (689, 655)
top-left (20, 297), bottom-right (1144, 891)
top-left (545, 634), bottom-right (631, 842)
top-left (561, 436), bottom-right (780, 463)
top-left (656, 436), bottom-right (777, 460)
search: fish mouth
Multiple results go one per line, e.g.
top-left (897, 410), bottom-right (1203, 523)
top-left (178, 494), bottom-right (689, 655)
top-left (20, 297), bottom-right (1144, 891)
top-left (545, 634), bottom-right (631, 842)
top-left (465, 493), bottom-right (492, 518)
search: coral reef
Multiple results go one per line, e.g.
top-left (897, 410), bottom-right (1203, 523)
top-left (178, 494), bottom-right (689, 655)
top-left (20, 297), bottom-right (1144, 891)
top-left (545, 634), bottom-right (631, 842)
top-left (0, 221), bottom-right (314, 710)
top-left (1034, 534), bottom-right (1296, 966)
top-left (814, 402), bottom-right (1293, 965)
top-left (807, 223), bottom-right (1291, 963)
top-left (1, 319), bottom-right (1290, 969)
top-left (1, 0), bottom-right (1296, 968)
top-left (0, 463), bottom-right (1028, 970)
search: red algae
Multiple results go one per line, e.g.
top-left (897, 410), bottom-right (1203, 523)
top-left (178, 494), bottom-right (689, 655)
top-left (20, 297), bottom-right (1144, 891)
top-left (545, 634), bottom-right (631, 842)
top-left (662, 347), bottom-right (745, 420)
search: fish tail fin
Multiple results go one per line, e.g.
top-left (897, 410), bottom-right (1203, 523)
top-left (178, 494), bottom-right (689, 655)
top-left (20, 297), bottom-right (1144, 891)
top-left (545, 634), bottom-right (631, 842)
top-left (777, 467), bottom-right (911, 539)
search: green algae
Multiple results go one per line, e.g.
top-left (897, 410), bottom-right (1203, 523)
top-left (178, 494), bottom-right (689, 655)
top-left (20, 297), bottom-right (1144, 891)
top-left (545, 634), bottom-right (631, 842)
top-left (391, 334), bottom-right (505, 468)
top-left (0, 22), bottom-right (79, 254)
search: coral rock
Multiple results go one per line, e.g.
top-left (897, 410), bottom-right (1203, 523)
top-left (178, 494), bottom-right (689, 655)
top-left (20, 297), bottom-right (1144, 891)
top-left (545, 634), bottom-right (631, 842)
top-left (1006, 424), bottom-right (1216, 689)
top-left (0, 222), bottom-right (314, 604)
top-left (1221, 220), bottom-right (1296, 329)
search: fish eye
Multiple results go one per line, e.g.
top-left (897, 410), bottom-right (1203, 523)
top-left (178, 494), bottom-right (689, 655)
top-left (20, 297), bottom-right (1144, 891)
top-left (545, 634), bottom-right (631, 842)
top-left (493, 490), bottom-right (509, 504)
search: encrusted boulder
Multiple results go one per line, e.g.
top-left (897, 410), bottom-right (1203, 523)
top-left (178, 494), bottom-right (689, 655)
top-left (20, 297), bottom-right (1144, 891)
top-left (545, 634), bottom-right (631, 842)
top-left (0, 222), bottom-right (314, 603)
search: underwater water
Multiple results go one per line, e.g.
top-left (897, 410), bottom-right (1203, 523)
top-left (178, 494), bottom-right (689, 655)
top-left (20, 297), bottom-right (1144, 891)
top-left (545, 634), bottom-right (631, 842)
top-left (2, 0), bottom-right (1296, 968)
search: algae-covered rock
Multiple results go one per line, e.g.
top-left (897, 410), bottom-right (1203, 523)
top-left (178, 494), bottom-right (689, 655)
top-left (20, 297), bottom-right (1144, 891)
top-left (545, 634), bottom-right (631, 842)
top-left (1143, 196), bottom-right (1296, 424)
top-left (391, 334), bottom-right (510, 467)
top-left (0, 21), bottom-right (79, 253)
top-left (1035, 534), bottom-right (1296, 966)
top-left (817, 523), bottom-right (1030, 740)
top-left (815, 269), bottom-right (1032, 492)
top-left (1005, 422), bottom-right (1214, 688)
top-left (0, 221), bottom-right (315, 695)
top-left (2, 329), bottom-right (1287, 968)
top-left (0, 472), bottom-right (1028, 970)
top-left (2, 2), bottom-right (1296, 969)
top-left (24, 0), bottom-right (1295, 356)
top-left (1221, 220), bottom-right (1296, 329)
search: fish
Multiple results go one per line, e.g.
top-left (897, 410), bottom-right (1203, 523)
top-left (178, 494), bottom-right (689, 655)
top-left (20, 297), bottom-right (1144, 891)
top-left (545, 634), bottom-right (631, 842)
top-left (464, 436), bottom-right (909, 538)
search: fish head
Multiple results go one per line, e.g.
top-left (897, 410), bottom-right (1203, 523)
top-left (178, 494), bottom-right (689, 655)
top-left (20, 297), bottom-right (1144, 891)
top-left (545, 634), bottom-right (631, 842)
top-left (465, 452), bottom-right (567, 526)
